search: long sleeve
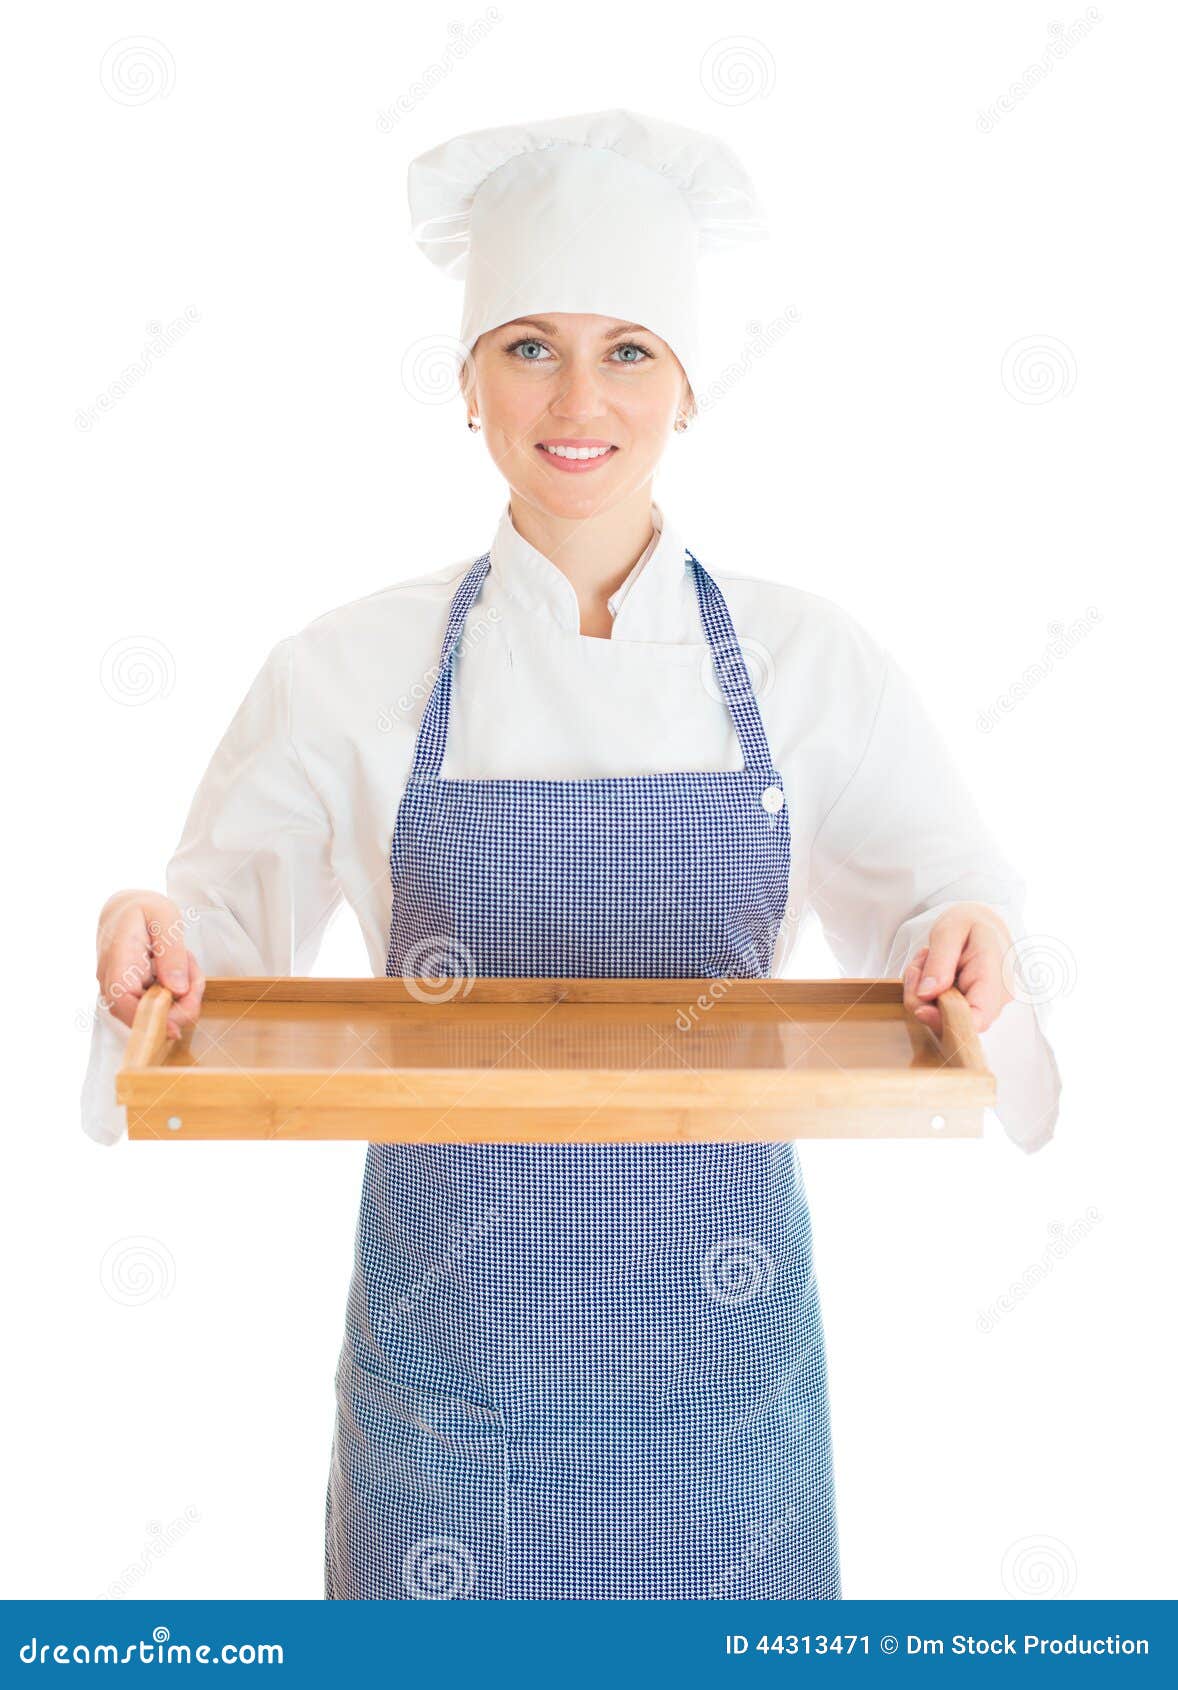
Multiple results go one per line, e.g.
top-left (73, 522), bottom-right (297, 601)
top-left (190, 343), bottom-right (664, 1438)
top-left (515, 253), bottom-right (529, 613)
top-left (808, 642), bottom-right (1062, 1154)
top-left (81, 639), bottom-right (343, 1145)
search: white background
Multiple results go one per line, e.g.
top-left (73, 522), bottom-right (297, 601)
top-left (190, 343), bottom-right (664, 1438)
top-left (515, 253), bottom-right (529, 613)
top-left (2, 0), bottom-right (1174, 1602)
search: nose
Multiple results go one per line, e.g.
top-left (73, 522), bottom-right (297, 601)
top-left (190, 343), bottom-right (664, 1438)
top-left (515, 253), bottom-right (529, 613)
top-left (549, 356), bottom-right (607, 422)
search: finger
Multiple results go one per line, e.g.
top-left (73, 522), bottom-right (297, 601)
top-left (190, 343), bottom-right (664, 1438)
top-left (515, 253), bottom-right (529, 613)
top-left (168, 956), bottom-right (205, 1037)
top-left (145, 902), bottom-right (189, 1039)
top-left (916, 915), bottom-right (972, 1000)
top-left (956, 928), bottom-right (1013, 1015)
top-left (903, 950), bottom-right (944, 1037)
top-left (145, 901), bottom-right (191, 996)
top-left (960, 970), bottom-right (1004, 1033)
top-left (105, 979), bottom-right (146, 1031)
top-left (100, 899), bottom-right (188, 1032)
top-left (101, 914), bottom-right (158, 1030)
top-left (955, 958), bottom-right (1001, 1007)
top-left (912, 1000), bottom-right (943, 1039)
top-left (902, 948), bottom-right (929, 1018)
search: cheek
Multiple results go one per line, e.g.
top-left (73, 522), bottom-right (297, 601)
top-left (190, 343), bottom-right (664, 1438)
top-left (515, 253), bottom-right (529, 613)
top-left (484, 388), bottom-right (549, 452)
top-left (616, 379), bottom-right (680, 438)
top-left (615, 406), bottom-right (676, 464)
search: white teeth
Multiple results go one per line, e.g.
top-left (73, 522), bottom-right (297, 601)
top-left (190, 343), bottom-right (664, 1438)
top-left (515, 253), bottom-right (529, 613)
top-left (541, 444), bottom-right (612, 459)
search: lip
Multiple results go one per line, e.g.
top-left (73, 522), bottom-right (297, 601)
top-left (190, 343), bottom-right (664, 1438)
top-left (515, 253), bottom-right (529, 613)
top-left (534, 439), bottom-right (619, 474)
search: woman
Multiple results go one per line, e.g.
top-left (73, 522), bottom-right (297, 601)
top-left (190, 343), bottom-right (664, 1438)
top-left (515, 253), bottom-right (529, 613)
top-left (85, 109), bottom-right (1061, 1600)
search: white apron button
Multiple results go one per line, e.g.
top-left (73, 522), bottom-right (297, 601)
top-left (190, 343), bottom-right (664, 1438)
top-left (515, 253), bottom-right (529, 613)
top-left (761, 785), bottom-right (784, 813)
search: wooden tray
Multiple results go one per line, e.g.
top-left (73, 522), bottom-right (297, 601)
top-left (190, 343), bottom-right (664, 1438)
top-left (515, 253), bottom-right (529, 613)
top-left (116, 977), bottom-right (995, 1142)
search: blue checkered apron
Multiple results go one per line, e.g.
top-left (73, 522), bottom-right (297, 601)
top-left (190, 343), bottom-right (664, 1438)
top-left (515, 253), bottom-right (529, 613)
top-left (324, 548), bottom-right (840, 1600)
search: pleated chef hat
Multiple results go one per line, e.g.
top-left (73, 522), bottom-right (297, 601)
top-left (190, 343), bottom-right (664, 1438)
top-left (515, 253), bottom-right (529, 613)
top-left (407, 108), bottom-right (767, 396)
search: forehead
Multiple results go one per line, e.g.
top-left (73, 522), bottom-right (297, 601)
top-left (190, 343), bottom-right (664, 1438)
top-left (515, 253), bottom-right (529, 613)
top-left (490, 314), bottom-right (657, 340)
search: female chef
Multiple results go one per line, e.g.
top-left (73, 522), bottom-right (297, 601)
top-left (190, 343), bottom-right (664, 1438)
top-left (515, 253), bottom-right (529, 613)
top-left (86, 109), bottom-right (1062, 1601)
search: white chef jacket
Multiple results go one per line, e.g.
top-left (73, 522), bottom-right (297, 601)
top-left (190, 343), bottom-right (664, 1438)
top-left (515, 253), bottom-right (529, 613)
top-left (81, 501), bottom-right (1062, 1151)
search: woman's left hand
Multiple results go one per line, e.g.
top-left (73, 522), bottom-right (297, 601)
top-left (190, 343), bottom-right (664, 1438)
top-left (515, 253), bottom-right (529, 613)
top-left (902, 901), bottom-right (1015, 1038)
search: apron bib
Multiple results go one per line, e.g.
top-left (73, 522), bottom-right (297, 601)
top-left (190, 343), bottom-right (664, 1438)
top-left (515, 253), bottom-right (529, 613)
top-left (324, 548), bottom-right (840, 1600)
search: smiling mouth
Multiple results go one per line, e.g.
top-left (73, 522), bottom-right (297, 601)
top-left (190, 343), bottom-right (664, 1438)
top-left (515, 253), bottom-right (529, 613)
top-left (535, 441), bottom-right (619, 473)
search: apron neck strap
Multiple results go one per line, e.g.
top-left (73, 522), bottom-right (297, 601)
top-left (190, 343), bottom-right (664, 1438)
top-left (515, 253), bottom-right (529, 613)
top-left (409, 548), bottom-right (775, 779)
top-left (410, 554), bottom-right (492, 780)
top-left (686, 551), bottom-right (776, 776)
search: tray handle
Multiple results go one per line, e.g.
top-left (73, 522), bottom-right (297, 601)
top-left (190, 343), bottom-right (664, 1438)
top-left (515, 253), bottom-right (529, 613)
top-left (932, 985), bottom-right (989, 1073)
top-left (123, 983), bottom-right (176, 1069)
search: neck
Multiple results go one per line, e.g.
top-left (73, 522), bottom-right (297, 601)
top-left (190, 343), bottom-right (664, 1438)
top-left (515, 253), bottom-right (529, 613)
top-left (508, 485), bottom-right (657, 639)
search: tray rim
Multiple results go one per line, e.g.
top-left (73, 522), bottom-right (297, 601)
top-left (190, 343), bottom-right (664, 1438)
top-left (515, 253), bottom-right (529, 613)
top-left (192, 976), bottom-right (907, 1003)
top-left (116, 974), bottom-right (996, 1115)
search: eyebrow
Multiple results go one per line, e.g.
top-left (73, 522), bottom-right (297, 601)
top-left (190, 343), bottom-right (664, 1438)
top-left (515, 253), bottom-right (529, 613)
top-left (499, 318), bottom-right (652, 340)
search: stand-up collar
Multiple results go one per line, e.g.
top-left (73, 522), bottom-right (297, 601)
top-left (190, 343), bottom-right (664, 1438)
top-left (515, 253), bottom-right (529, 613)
top-left (487, 501), bottom-right (694, 642)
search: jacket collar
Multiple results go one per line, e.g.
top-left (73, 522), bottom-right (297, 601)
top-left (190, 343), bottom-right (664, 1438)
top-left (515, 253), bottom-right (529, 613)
top-left (487, 500), bottom-right (695, 642)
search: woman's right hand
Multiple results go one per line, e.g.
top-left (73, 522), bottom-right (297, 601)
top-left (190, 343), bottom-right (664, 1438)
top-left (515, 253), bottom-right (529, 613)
top-left (96, 890), bottom-right (206, 1041)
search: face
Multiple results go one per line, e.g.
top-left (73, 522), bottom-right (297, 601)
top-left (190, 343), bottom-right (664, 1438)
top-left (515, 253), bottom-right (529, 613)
top-left (464, 313), bottom-right (689, 520)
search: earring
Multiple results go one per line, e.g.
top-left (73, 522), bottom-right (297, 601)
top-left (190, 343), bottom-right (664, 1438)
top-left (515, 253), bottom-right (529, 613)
top-left (674, 415), bottom-right (689, 433)
top-left (467, 416), bottom-right (481, 433)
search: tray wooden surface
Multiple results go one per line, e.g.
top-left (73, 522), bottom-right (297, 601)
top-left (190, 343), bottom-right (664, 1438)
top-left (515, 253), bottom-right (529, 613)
top-left (116, 977), bottom-right (995, 1143)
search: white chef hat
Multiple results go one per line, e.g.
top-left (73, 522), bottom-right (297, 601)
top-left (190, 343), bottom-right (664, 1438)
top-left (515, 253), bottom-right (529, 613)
top-left (407, 108), bottom-right (767, 396)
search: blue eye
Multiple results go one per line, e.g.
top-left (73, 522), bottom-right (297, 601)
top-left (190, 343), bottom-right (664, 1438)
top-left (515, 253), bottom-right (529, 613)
top-left (504, 336), bottom-right (654, 365)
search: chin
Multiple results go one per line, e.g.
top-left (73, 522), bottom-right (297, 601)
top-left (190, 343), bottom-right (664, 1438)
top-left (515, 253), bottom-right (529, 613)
top-left (537, 482), bottom-right (618, 519)
top-left (530, 464), bottom-right (645, 519)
